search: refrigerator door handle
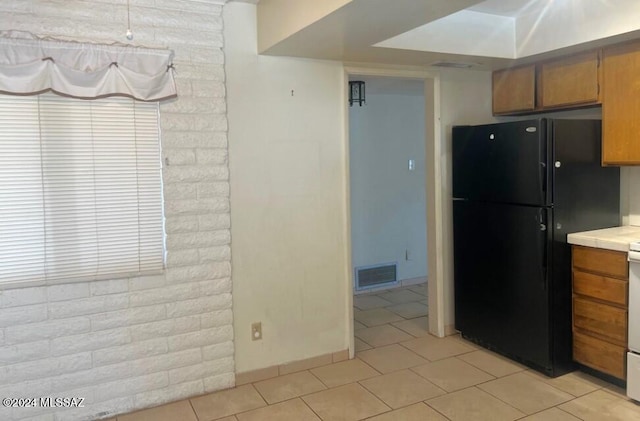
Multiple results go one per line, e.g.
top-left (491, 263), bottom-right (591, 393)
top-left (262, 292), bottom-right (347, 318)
top-left (539, 161), bottom-right (547, 202)
top-left (539, 208), bottom-right (548, 290)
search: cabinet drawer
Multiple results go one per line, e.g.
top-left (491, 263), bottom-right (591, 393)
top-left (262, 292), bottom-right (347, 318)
top-left (573, 331), bottom-right (626, 379)
top-left (572, 246), bottom-right (628, 279)
top-left (573, 269), bottom-right (628, 306)
top-left (573, 297), bottom-right (627, 344)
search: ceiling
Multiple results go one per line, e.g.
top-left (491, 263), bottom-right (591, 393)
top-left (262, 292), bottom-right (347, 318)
top-left (256, 0), bottom-right (640, 70)
top-left (468, 0), bottom-right (549, 17)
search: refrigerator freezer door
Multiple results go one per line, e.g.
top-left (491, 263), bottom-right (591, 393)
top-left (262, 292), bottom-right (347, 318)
top-left (453, 200), bottom-right (551, 372)
top-left (551, 119), bottom-right (620, 238)
top-left (453, 119), bottom-right (548, 206)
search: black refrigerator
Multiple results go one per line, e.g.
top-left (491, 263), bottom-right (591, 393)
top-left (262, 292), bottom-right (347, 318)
top-left (452, 118), bottom-right (620, 377)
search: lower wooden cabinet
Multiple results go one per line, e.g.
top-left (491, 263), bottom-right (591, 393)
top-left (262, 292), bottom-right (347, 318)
top-left (571, 245), bottom-right (629, 380)
top-left (573, 297), bottom-right (627, 344)
top-left (573, 331), bottom-right (626, 379)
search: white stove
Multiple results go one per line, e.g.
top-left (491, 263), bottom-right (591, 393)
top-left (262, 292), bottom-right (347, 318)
top-left (627, 241), bottom-right (640, 401)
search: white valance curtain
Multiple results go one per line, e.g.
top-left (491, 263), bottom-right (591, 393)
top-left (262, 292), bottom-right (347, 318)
top-left (0, 32), bottom-right (176, 101)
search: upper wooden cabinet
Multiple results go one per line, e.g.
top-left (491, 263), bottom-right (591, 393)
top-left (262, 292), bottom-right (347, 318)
top-left (539, 50), bottom-right (601, 109)
top-left (492, 65), bottom-right (536, 115)
top-left (492, 50), bottom-right (601, 115)
top-left (602, 40), bottom-right (640, 165)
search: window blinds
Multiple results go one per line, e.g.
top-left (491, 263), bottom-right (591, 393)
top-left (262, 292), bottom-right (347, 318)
top-left (0, 93), bottom-right (164, 287)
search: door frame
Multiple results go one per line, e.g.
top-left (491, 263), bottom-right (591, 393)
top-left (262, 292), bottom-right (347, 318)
top-left (343, 66), bottom-right (445, 357)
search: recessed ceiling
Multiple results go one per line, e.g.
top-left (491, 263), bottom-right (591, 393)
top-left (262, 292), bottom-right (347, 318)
top-left (468, 0), bottom-right (550, 17)
top-left (376, 0), bottom-right (640, 60)
top-left (255, 0), bottom-right (640, 69)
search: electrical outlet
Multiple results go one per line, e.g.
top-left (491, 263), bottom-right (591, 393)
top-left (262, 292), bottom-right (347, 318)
top-left (251, 322), bottom-right (262, 341)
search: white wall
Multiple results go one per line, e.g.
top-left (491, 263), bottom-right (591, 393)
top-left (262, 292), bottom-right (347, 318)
top-left (0, 2), bottom-right (233, 420)
top-left (622, 168), bottom-right (640, 226)
top-left (349, 90), bottom-right (427, 284)
top-left (224, 3), bottom-right (349, 374)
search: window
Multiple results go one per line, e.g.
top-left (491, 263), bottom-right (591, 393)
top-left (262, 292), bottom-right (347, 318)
top-left (0, 93), bottom-right (164, 288)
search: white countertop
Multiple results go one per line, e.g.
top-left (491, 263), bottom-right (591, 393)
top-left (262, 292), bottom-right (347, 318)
top-left (567, 225), bottom-right (640, 252)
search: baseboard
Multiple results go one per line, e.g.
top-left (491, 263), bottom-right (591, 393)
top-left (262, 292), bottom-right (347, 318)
top-left (400, 276), bottom-right (427, 287)
top-left (445, 324), bottom-right (458, 336)
top-left (235, 349), bottom-right (349, 386)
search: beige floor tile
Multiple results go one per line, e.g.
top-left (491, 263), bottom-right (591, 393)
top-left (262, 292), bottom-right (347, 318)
top-left (118, 400), bottom-right (197, 421)
top-left (412, 357), bottom-right (495, 392)
top-left (355, 324), bottom-right (413, 347)
top-left (253, 370), bottom-right (326, 404)
top-left (559, 389), bottom-right (640, 421)
top-left (408, 285), bottom-right (428, 296)
top-left (354, 308), bottom-right (404, 327)
top-left (392, 316), bottom-right (430, 337)
top-left (353, 295), bottom-right (393, 310)
top-left (426, 386), bottom-right (525, 421)
top-left (401, 335), bottom-right (475, 361)
top-left (478, 372), bottom-right (574, 415)
top-left (366, 402), bottom-right (447, 421)
top-left (216, 417), bottom-right (238, 421)
top-left (523, 369), bottom-right (600, 397)
top-left (310, 358), bottom-right (379, 388)
top-left (457, 349), bottom-right (526, 377)
top-left (454, 334), bottom-right (480, 349)
top-left (190, 384), bottom-right (266, 420)
top-left (386, 302), bottom-right (428, 319)
top-left (379, 289), bottom-right (424, 304)
top-left (235, 398), bottom-right (320, 421)
top-left (600, 382), bottom-right (629, 399)
top-left (354, 320), bottom-right (366, 330)
top-left (360, 369), bottom-right (445, 408)
top-left (571, 370), bottom-right (615, 389)
top-left (357, 343), bottom-right (428, 373)
top-left (355, 337), bottom-right (372, 352)
top-left (519, 407), bottom-right (581, 420)
top-left (302, 383), bottom-right (390, 421)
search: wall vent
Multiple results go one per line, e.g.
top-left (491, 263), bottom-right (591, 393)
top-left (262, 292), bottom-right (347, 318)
top-left (430, 61), bottom-right (476, 69)
top-left (355, 263), bottom-right (398, 291)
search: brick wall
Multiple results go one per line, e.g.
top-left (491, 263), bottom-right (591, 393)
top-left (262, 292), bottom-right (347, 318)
top-left (0, 1), bottom-right (233, 420)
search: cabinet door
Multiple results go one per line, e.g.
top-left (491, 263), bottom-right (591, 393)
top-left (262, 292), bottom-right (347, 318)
top-left (603, 40), bottom-right (640, 165)
top-left (573, 297), bottom-right (627, 345)
top-left (492, 65), bottom-right (536, 115)
top-left (573, 269), bottom-right (628, 306)
top-left (573, 331), bottom-right (626, 379)
top-left (540, 50), bottom-right (600, 108)
top-left (572, 245), bottom-right (628, 279)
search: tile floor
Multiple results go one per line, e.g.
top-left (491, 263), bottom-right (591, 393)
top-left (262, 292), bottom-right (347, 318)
top-left (110, 283), bottom-right (640, 421)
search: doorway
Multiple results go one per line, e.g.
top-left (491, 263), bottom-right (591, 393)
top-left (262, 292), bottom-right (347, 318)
top-left (349, 76), bottom-right (429, 347)
top-left (344, 68), bottom-right (444, 358)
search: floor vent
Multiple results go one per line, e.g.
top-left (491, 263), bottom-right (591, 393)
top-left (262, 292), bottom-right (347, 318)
top-left (355, 263), bottom-right (398, 291)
